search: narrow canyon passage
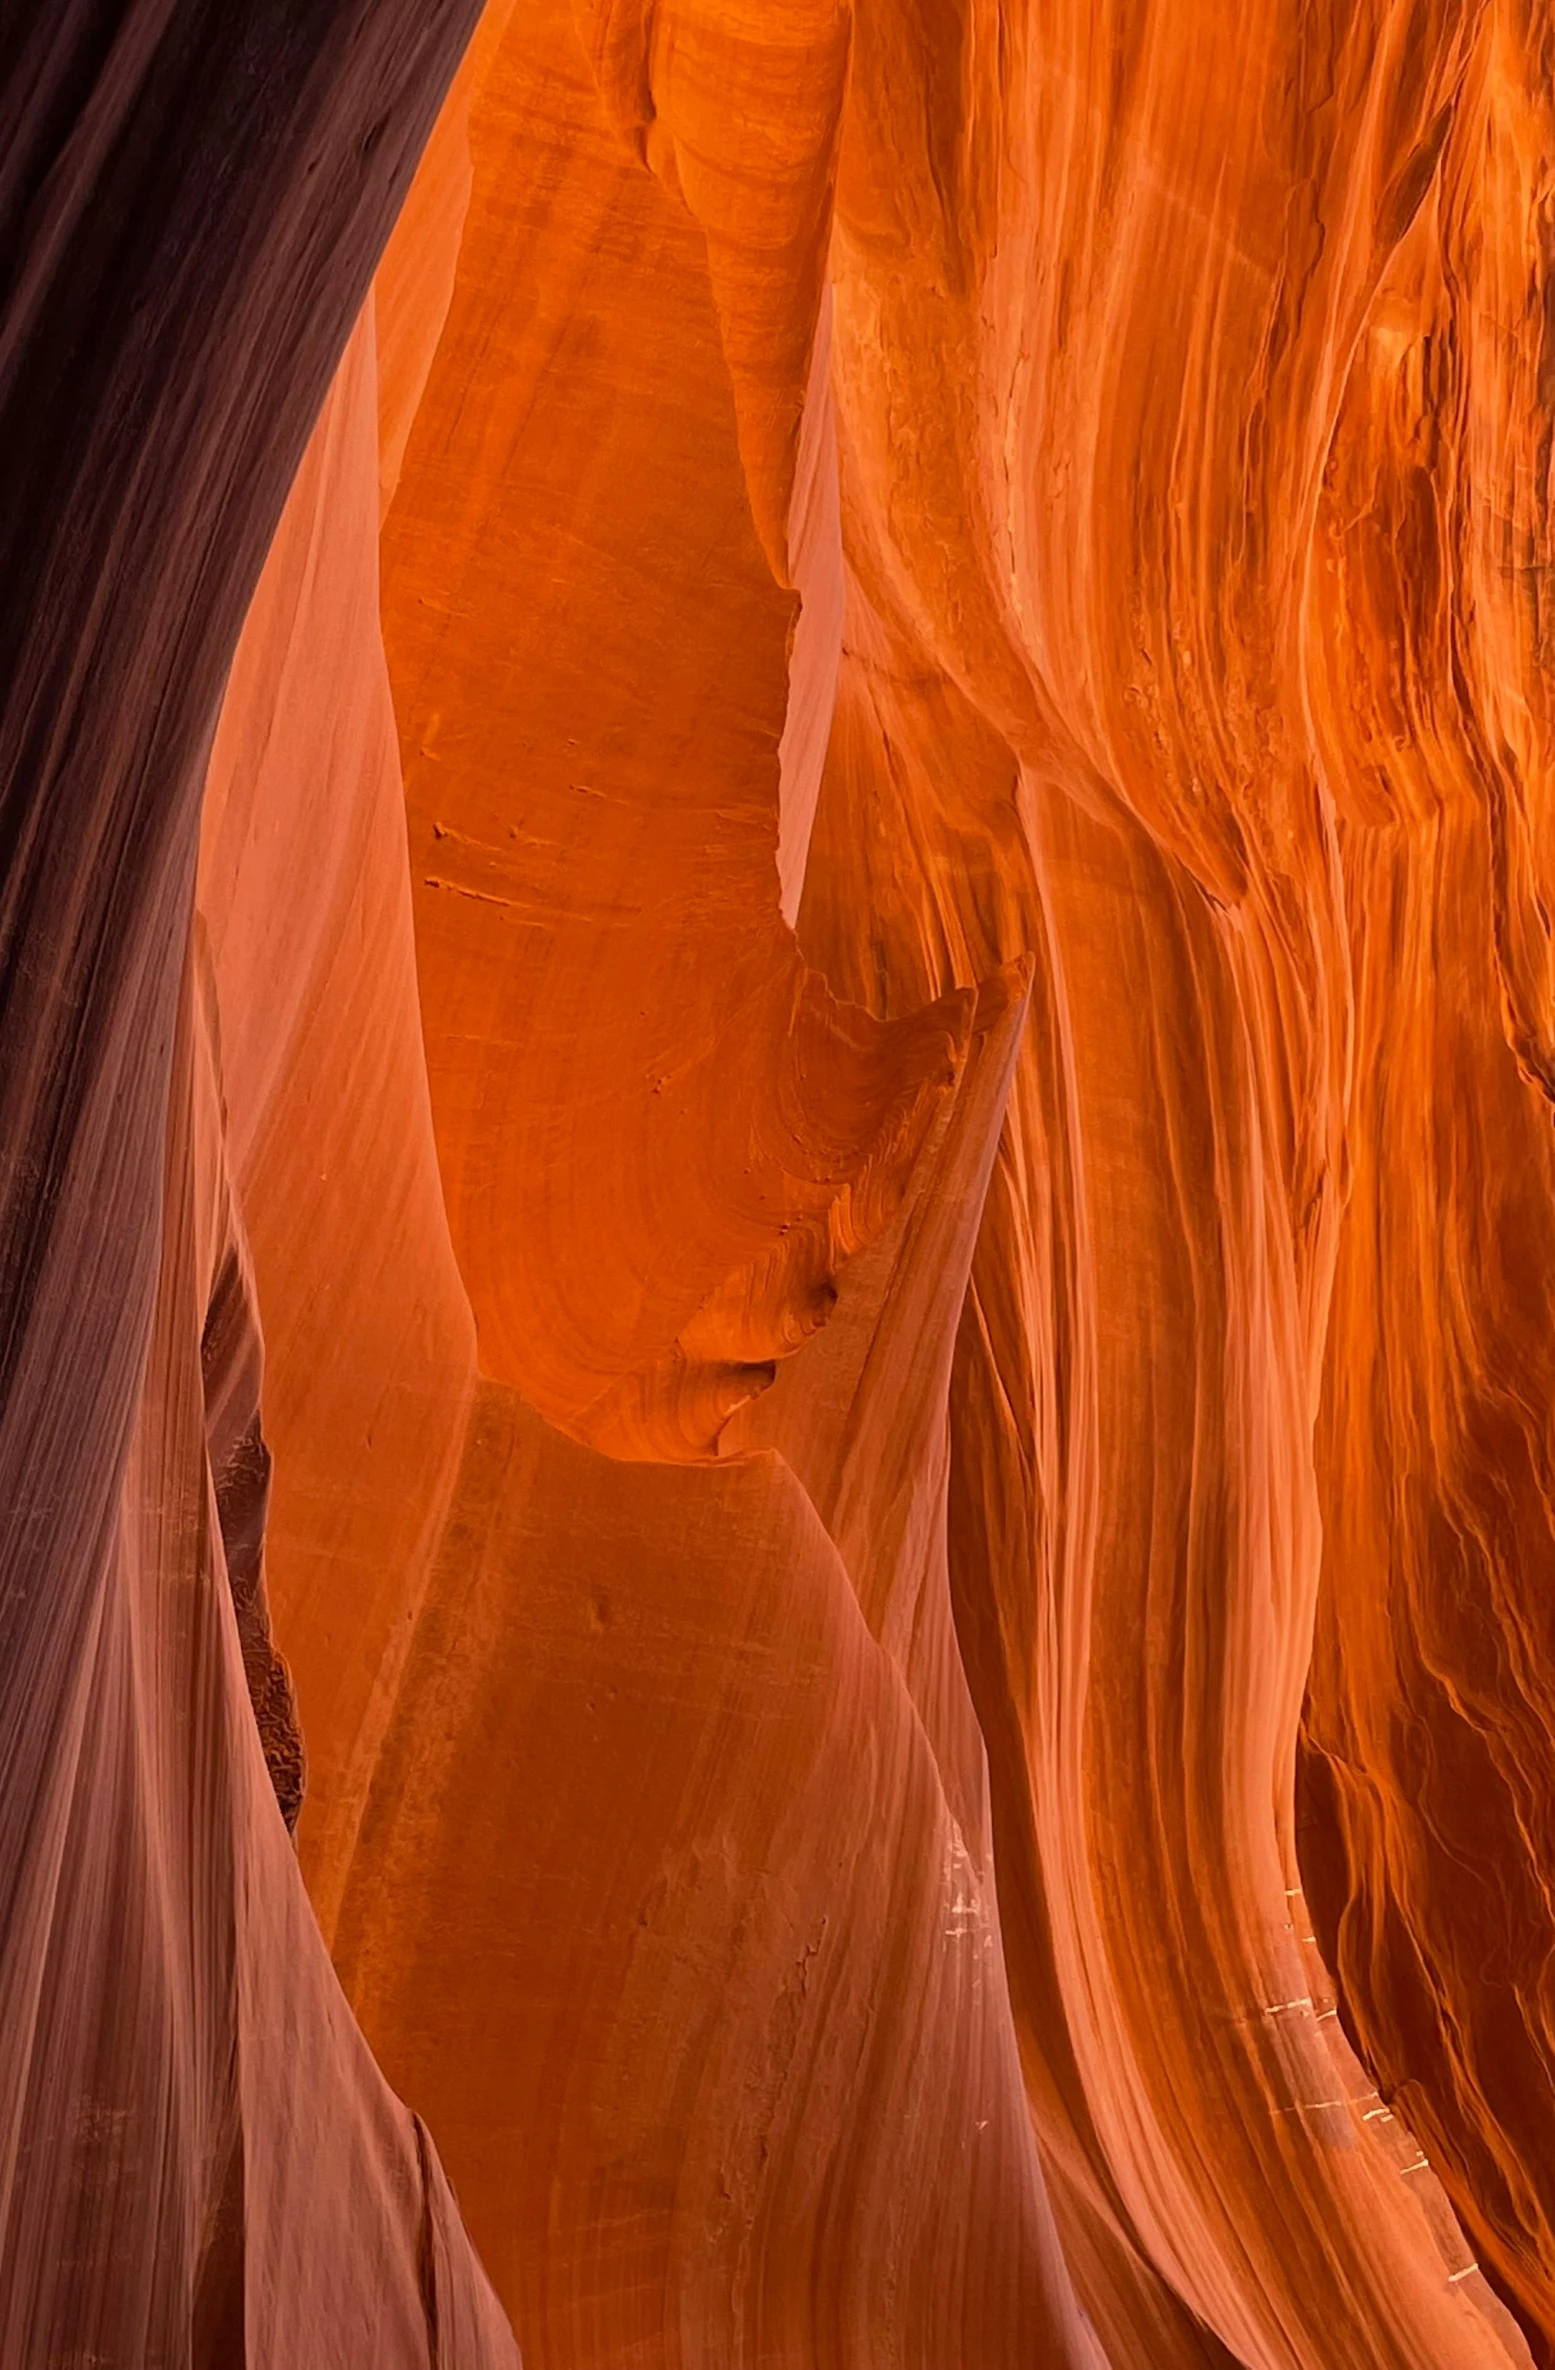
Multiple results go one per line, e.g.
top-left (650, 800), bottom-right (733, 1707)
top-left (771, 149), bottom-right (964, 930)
top-left (4, 3), bottom-right (1555, 2366)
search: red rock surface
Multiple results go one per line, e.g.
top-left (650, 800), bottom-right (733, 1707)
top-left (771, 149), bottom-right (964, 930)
top-left (10, 2), bottom-right (1555, 2366)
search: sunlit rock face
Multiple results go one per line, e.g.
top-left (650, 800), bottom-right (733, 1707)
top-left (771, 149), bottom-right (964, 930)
top-left (7, 1), bottom-right (1555, 2365)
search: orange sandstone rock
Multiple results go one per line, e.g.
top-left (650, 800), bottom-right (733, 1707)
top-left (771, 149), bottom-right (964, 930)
top-left (378, 0), bottom-right (968, 1459)
top-left (199, 304), bottom-right (479, 1934)
top-left (19, 0), bottom-right (1555, 2363)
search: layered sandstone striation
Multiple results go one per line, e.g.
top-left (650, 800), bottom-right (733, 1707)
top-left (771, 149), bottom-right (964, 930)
top-left (7, 1), bottom-right (1555, 2367)
top-left (0, 2), bottom-right (512, 2359)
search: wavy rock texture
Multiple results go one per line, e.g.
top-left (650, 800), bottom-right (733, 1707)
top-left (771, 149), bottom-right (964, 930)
top-left (0, 1), bottom-right (513, 2360)
top-left (10, 0), bottom-right (1555, 2367)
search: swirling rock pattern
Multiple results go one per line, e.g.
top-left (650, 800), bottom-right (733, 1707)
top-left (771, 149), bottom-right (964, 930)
top-left (7, 1), bottom-right (1555, 2366)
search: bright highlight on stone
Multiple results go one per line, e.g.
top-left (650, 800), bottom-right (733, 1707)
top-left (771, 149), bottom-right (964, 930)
top-left (2, 3), bottom-right (1553, 2366)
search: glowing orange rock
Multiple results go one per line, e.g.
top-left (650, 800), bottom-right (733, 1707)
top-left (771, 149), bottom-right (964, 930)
top-left (378, 0), bottom-right (967, 1460)
top-left (199, 304), bottom-right (479, 1932)
top-left (17, 0), bottom-right (1555, 2363)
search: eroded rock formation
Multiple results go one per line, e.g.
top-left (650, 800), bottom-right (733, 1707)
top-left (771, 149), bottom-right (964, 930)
top-left (8, 1), bottom-right (1555, 2365)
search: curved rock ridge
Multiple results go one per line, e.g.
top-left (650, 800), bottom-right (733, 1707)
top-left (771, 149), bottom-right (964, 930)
top-left (797, 0), bottom-right (1555, 2362)
top-left (9, 0), bottom-right (1555, 2365)
top-left (378, 0), bottom-right (972, 1462)
top-left (1301, 31), bottom-right (1555, 2352)
top-left (0, 0), bottom-right (514, 2359)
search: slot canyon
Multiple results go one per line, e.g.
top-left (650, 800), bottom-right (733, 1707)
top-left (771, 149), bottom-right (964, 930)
top-left (6, 0), bottom-right (1555, 2362)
